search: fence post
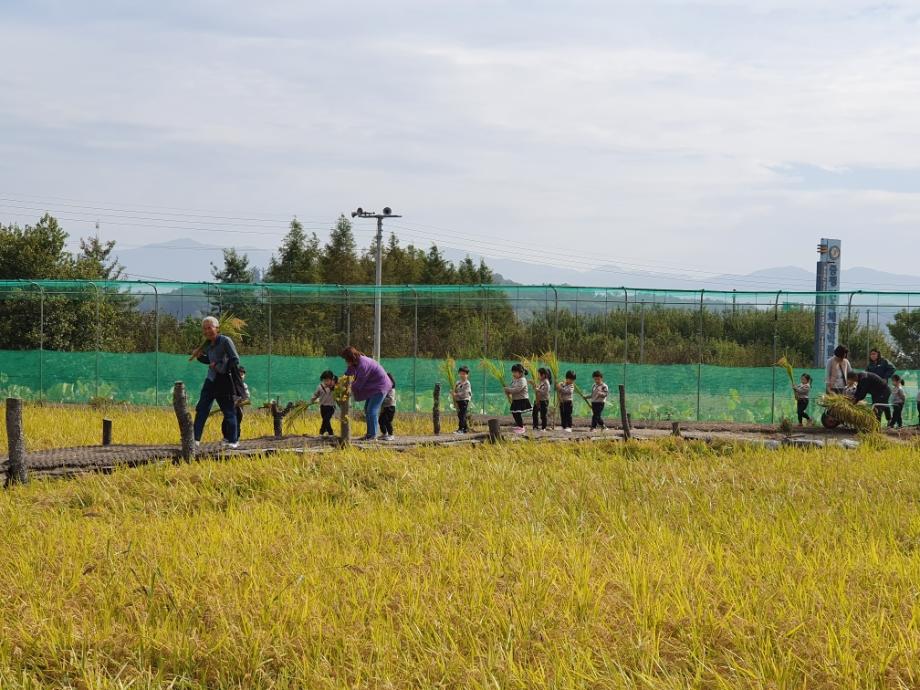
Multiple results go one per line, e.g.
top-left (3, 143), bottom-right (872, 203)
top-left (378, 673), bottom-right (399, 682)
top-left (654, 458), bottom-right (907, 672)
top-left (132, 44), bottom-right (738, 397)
top-left (338, 398), bottom-right (351, 445)
top-left (266, 285), bottom-right (272, 403)
top-left (771, 291), bottom-right (782, 424)
top-left (432, 383), bottom-right (441, 435)
top-left (27, 282), bottom-right (44, 402)
top-left (142, 282), bottom-right (160, 405)
top-left (89, 281), bottom-right (101, 399)
top-left (412, 286), bottom-right (418, 412)
top-left (5, 398), bottom-right (27, 485)
top-left (102, 418), bottom-right (113, 446)
top-left (488, 418), bottom-right (502, 443)
top-left (697, 290), bottom-right (704, 422)
top-left (482, 286), bottom-right (489, 416)
top-left (619, 384), bottom-right (631, 441)
top-left (622, 288), bottom-right (629, 390)
top-left (172, 382), bottom-right (196, 461)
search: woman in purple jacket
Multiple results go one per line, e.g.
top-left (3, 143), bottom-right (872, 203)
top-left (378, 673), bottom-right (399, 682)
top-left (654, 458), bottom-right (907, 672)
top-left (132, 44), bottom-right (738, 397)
top-left (341, 346), bottom-right (392, 440)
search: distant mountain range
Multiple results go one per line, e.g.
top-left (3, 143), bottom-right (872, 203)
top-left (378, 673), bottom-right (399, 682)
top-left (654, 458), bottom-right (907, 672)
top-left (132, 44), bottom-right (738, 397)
top-left (115, 238), bottom-right (920, 292)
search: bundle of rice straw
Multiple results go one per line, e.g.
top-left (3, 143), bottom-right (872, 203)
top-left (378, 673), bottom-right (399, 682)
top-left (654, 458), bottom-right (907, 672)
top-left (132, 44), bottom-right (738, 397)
top-left (540, 350), bottom-right (561, 423)
top-left (189, 313), bottom-right (248, 361)
top-left (284, 399), bottom-right (315, 433)
top-left (440, 356), bottom-right (457, 410)
top-left (818, 393), bottom-right (879, 433)
top-left (775, 355), bottom-right (796, 398)
top-left (539, 351), bottom-right (560, 388)
top-left (517, 354), bottom-right (541, 391)
top-left (333, 375), bottom-right (353, 403)
top-left (479, 359), bottom-right (510, 403)
top-left (573, 382), bottom-right (592, 413)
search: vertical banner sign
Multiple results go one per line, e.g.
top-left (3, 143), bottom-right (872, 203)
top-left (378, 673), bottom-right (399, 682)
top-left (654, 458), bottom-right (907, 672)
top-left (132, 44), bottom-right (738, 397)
top-left (814, 238), bottom-right (842, 366)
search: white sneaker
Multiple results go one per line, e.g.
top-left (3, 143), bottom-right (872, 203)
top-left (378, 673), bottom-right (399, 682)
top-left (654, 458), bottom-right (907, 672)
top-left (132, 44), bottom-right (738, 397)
top-left (194, 440), bottom-right (201, 448)
top-left (564, 428), bottom-right (572, 433)
top-left (221, 441), bottom-right (239, 449)
top-left (381, 434), bottom-right (394, 441)
top-left (452, 429), bottom-right (466, 435)
top-left (512, 426), bottom-right (526, 434)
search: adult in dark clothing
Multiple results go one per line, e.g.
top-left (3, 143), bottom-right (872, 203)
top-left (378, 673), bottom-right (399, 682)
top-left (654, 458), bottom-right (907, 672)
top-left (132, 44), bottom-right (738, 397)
top-left (192, 316), bottom-right (241, 448)
top-left (867, 349), bottom-right (896, 424)
top-left (846, 371), bottom-right (891, 421)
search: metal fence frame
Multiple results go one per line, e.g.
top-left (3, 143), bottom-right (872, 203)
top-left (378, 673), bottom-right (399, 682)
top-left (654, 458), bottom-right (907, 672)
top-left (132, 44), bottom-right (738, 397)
top-left (0, 281), bottom-right (918, 423)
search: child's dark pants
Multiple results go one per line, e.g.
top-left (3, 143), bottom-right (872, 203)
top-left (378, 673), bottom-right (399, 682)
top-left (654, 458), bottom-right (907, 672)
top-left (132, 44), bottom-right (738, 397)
top-left (560, 401), bottom-right (573, 429)
top-left (319, 405), bottom-right (335, 435)
top-left (591, 402), bottom-right (605, 429)
top-left (456, 399), bottom-right (469, 432)
top-left (532, 400), bottom-right (548, 430)
top-left (379, 406), bottom-right (396, 436)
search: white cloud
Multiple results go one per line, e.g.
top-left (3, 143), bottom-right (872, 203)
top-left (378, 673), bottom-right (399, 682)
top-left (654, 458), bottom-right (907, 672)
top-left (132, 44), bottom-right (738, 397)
top-left (0, 0), bottom-right (919, 279)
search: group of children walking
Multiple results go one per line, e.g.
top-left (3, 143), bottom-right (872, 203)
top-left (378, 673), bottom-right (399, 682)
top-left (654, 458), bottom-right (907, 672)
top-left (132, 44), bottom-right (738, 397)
top-left (464, 364), bottom-right (611, 435)
top-left (304, 363), bottom-right (615, 438)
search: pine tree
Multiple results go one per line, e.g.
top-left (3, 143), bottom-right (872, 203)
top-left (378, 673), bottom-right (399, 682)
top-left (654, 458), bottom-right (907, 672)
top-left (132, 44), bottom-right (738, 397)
top-left (266, 217), bottom-right (321, 283)
top-left (211, 248), bottom-right (255, 283)
top-left (75, 236), bottom-right (125, 280)
top-left (321, 215), bottom-right (367, 285)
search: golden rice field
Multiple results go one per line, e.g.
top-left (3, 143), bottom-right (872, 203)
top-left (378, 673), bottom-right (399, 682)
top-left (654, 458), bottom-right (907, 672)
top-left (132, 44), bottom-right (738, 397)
top-left (2, 407), bottom-right (920, 688)
top-left (0, 402), bottom-right (443, 450)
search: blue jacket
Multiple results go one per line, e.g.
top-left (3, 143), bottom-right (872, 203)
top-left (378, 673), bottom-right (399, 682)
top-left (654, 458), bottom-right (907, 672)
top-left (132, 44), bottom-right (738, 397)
top-left (197, 335), bottom-right (240, 382)
top-left (867, 356), bottom-right (895, 382)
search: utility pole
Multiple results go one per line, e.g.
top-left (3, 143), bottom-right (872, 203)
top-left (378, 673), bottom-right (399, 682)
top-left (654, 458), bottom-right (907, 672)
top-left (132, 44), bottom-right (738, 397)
top-left (351, 207), bottom-right (402, 360)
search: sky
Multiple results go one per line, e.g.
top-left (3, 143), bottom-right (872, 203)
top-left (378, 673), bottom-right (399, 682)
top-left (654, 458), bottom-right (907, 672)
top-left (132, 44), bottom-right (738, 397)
top-left (1, 0), bottom-right (919, 286)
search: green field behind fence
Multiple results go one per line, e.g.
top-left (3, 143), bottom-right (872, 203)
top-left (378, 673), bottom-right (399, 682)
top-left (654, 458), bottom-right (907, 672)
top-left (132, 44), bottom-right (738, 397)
top-left (1, 349), bottom-right (917, 424)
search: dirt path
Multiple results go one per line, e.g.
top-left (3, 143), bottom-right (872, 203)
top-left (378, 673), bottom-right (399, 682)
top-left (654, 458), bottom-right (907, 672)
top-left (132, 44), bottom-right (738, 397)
top-left (2, 420), bottom-right (916, 480)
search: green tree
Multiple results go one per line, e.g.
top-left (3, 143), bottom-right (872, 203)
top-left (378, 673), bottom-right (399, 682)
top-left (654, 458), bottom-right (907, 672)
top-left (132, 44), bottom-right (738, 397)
top-left (76, 236), bottom-right (125, 280)
top-left (321, 215), bottom-right (366, 285)
top-left (211, 248), bottom-right (255, 283)
top-left (0, 213), bottom-right (73, 279)
top-left (266, 218), bottom-right (321, 283)
top-left (889, 308), bottom-right (920, 368)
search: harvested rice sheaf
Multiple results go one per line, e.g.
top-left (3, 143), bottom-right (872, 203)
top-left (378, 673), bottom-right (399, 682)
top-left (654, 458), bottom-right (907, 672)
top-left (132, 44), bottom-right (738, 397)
top-left (819, 393), bottom-right (880, 433)
top-left (189, 313), bottom-right (249, 361)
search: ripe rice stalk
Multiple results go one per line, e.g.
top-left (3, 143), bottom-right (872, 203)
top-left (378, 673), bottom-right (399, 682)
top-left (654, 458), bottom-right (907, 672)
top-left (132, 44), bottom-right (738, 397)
top-left (284, 400), bottom-right (315, 433)
top-left (440, 356), bottom-right (458, 391)
top-left (540, 350), bottom-right (561, 423)
top-left (539, 351), bottom-right (560, 387)
top-left (573, 383), bottom-right (592, 414)
top-left (775, 355), bottom-right (796, 397)
top-left (333, 375), bottom-right (353, 403)
top-left (819, 393), bottom-right (879, 433)
top-left (189, 313), bottom-right (248, 361)
top-left (479, 359), bottom-right (510, 403)
top-left (516, 354), bottom-right (541, 391)
top-left (440, 356), bottom-right (457, 411)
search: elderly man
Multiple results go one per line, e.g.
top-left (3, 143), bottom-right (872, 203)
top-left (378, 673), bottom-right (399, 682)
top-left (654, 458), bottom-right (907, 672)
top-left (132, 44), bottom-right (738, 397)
top-left (193, 316), bottom-right (241, 449)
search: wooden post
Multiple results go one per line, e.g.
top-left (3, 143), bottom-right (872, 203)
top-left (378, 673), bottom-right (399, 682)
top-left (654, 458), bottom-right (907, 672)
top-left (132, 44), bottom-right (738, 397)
top-left (102, 418), bottom-right (113, 446)
top-left (671, 421), bottom-right (681, 437)
top-left (338, 398), bottom-right (351, 445)
top-left (487, 418), bottom-right (502, 443)
top-left (618, 384), bottom-right (631, 441)
top-left (433, 383), bottom-right (441, 436)
top-left (271, 402), bottom-right (283, 439)
top-left (5, 398), bottom-right (27, 485)
top-left (172, 382), bottom-right (196, 461)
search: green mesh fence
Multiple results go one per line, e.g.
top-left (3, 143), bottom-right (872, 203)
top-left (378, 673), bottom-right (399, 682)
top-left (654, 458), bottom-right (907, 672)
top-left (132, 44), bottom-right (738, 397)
top-left (1, 350), bottom-right (917, 425)
top-left (0, 280), bottom-right (918, 425)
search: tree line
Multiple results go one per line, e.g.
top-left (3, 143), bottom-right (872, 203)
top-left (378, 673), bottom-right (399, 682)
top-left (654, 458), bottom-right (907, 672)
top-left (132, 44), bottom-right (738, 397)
top-left (1, 213), bottom-right (919, 368)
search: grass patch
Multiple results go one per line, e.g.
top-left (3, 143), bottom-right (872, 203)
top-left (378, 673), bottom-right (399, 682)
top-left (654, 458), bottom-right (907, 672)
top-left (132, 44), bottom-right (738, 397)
top-left (1, 440), bottom-right (920, 687)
